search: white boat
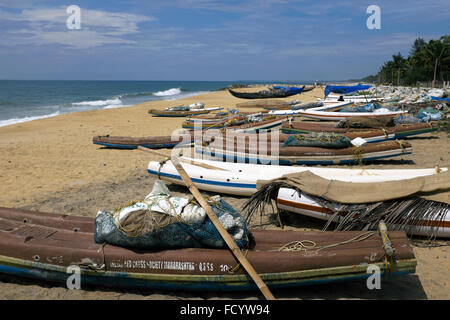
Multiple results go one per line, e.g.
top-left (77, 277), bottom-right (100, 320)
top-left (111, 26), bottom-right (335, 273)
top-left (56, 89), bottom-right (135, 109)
top-left (266, 101), bottom-right (353, 116)
top-left (147, 157), bottom-right (446, 196)
top-left (295, 104), bottom-right (407, 121)
top-left (185, 112), bottom-right (266, 123)
top-left (146, 158), bottom-right (449, 238)
top-left (327, 94), bottom-right (375, 99)
top-left (276, 187), bottom-right (450, 238)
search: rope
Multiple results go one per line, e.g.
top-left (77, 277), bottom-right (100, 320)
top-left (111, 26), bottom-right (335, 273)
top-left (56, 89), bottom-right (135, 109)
top-left (157, 158), bottom-right (169, 179)
top-left (75, 243), bottom-right (107, 271)
top-left (352, 146), bottom-right (364, 165)
top-left (228, 249), bottom-right (249, 274)
top-left (276, 231), bottom-right (376, 254)
top-left (395, 140), bottom-right (406, 153)
top-left (381, 127), bottom-right (389, 140)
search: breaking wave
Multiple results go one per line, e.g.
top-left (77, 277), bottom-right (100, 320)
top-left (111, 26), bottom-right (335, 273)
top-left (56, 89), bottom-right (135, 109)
top-left (153, 88), bottom-right (182, 96)
top-left (72, 98), bottom-right (123, 107)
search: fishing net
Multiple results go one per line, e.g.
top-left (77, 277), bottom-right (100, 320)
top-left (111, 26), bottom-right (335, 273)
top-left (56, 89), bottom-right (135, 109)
top-left (94, 180), bottom-right (248, 249)
top-left (336, 116), bottom-right (395, 128)
top-left (168, 105), bottom-right (190, 111)
top-left (282, 132), bottom-right (351, 148)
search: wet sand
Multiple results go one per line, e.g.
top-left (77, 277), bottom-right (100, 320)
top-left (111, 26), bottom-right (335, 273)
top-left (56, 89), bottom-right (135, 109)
top-left (0, 86), bottom-right (448, 300)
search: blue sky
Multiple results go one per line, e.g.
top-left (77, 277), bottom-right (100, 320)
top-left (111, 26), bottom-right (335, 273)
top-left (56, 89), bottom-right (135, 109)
top-left (0, 0), bottom-right (448, 80)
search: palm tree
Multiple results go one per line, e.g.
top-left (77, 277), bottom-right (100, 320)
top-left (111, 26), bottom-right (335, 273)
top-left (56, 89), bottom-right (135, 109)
top-left (423, 38), bottom-right (449, 87)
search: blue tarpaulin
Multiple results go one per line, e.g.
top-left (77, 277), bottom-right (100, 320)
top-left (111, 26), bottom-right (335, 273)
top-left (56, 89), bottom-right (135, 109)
top-left (431, 96), bottom-right (450, 102)
top-left (272, 86), bottom-right (304, 95)
top-left (324, 83), bottom-right (372, 97)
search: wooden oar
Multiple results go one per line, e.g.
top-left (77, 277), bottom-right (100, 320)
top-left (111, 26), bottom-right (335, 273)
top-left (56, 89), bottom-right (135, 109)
top-left (138, 146), bottom-right (276, 300)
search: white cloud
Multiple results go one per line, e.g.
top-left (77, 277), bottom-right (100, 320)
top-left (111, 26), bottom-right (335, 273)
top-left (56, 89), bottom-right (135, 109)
top-left (1, 6), bottom-right (155, 48)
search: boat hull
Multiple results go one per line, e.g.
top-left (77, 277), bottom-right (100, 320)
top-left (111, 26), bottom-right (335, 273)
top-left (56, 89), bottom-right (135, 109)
top-left (0, 207), bottom-right (416, 291)
top-left (276, 188), bottom-right (450, 238)
top-left (194, 140), bottom-right (412, 165)
top-left (147, 158), bottom-right (445, 196)
top-left (92, 135), bottom-right (193, 149)
top-left (281, 121), bottom-right (438, 140)
top-left (148, 107), bottom-right (223, 117)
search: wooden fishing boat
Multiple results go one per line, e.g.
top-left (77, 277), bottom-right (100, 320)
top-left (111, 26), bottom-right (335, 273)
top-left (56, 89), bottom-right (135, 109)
top-left (182, 117), bottom-right (245, 129)
top-left (200, 130), bottom-right (395, 145)
top-left (276, 187), bottom-right (450, 239)
top-left (236, 99), bottom-right (295, 109)
top-left (294, 103), bottom-right (407, 121)
top-left (302, 85), bottom-right (316, 92)
top-left (148, 107), bottom-right (223, 117)
top-left (327, 94), bottom-right (375, 100)
top-left (186, 111), bottom-right (267, 123)
top-left (147, 159), bottom-right (449, 238)
top-left (194, 139), bottom-right (412, 165)
top-left (0, 207), bottom-right (416, 291)
top-left (229, 88), bottom-right (301, 99)
top-left (92, 134), bottom-right (193, 149)
top-left (266, 102), bottom-right (353, 116)
top-left (182, 116), bottom-right (286, 132)
top-left (147, 157), bottom-right (446, 196)
top-left (281, 121), bottom-right (439, 139)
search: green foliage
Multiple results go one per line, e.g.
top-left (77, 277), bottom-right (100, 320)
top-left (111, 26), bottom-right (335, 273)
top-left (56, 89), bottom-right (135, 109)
top-left (374, 35), bottom-right (449, 86)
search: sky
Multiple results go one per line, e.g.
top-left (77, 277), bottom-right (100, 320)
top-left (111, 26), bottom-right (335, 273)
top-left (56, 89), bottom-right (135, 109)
top-left (0, 0), bottom-right (449, 81)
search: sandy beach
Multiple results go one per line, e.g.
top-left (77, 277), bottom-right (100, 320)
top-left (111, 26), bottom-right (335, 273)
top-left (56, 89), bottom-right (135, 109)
top-left (0, 86), bottom-right (449, 300)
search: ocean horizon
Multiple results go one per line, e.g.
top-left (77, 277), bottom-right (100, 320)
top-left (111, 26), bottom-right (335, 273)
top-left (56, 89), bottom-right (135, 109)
top-left (0, 80), bottom-right (322, 128)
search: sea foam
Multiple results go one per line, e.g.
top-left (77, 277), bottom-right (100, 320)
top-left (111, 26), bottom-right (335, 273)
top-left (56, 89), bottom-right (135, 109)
top-left (153, 88), bottom-right (182, 96)
top-left (0, 111), bottom-right (61, 128)
top-left (72, 98), bottom-right (123, 107)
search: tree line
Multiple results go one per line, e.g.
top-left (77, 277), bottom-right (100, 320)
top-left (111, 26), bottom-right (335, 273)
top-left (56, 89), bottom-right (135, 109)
top-left (361, 35), bottom-right (449, 87)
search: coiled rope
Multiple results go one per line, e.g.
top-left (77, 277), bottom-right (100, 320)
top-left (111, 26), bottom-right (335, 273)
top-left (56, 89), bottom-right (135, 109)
top-left (276, 231), bottom-right (376, 253)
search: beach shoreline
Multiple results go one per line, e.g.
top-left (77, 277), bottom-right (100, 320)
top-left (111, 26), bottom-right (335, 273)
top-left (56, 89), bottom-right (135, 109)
top-left (0, 86), bottom-right (449, 300)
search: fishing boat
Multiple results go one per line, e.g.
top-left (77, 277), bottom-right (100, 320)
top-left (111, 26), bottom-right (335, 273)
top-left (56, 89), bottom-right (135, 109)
top-left (146, 159), bottom-right (449, 238)
top-left (147, 157), bottom-right (445, 196)
top-left (301, 85), bottom-right (316, 92)
top-left (327, 94), bottom-right (375, 100)
top-left (194, 139), bottom-right (412, 165)
top-left (294, 103), bottom-right (407, 121)
top-left (265, 101), bottom-right (353, 116)
top-left (182, 116), bottom-right (286, 132)
top-left (236, 99), bottom-right (295, 109)
top-left (263, 101), bottom-right (324, 111)
top-left (92, 134), bottom-right (193, 149)
top-left (281, 120), bottom-right (439, 139)
top-left (0, 207), bottom-right (416, 291)
top-left (276, 187), bottom-right (450, 238)
top-left (182, 117), bottom-right (245, 130)
top-left (186, 111), bottom-right (267, 123)
top-left (200, 130), bottom-right (395, 146)
top-left (229, 86), bottom-right (303, 99)
top-left (148, 107), bottom-right (223, 117)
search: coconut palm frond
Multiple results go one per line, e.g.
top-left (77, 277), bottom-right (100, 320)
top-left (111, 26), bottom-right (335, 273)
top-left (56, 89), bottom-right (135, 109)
top-left (242, 181), bottom-right (449, 240)
top-left (241, 182), bottom-right (294, 223)
top-left (332, 198), bottom-right (449, 240)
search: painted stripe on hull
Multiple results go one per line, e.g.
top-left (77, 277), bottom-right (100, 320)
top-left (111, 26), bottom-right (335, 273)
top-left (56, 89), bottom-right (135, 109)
top-left (0, 255), bottom-right (416, 292)
top-left (194, 147), bottom-right (412, 165)
top-left (147, 169), bottom-right (256, 189)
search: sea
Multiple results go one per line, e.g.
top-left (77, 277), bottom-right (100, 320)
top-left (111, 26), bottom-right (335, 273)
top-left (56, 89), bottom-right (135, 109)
top-left (0, 80), bottom-right (316, 128)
